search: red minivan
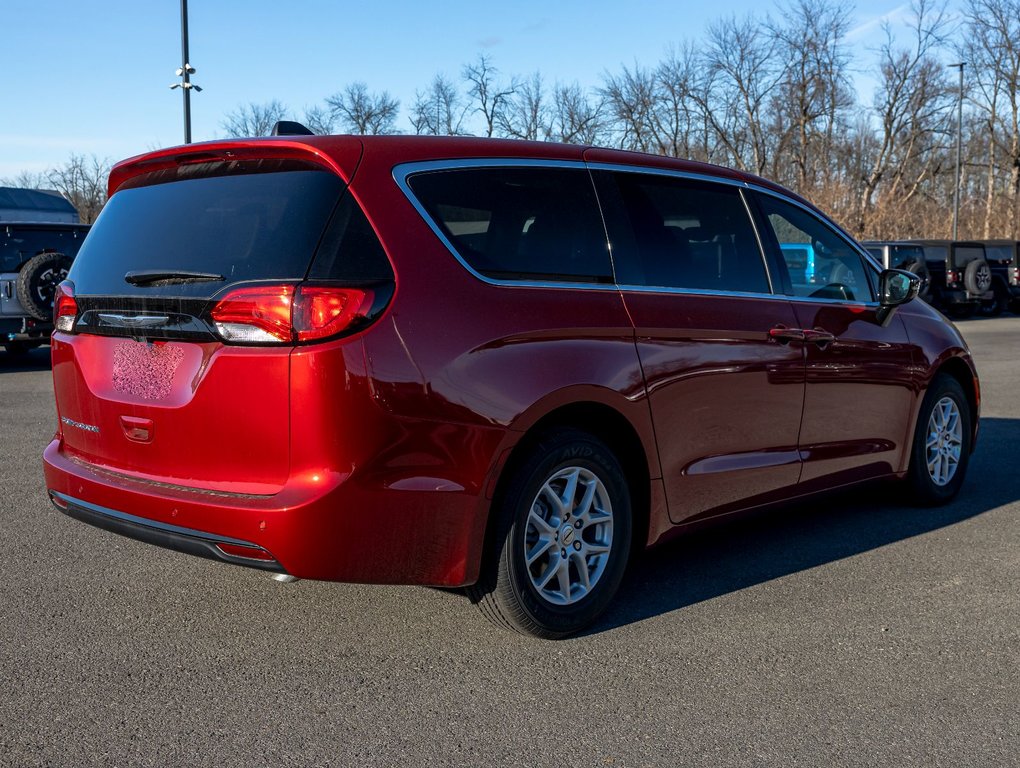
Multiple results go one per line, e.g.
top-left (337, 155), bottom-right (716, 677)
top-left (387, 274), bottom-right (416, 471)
top-left (44, 133), bottom-right (979, 638)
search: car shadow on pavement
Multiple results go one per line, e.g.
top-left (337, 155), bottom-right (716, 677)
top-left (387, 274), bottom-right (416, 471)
top-left (0, 346), bottom-right (51, 373)
top-left (588, 416), bottom-right (1020, 636)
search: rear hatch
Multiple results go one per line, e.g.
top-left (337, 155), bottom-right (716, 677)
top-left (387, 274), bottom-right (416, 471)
top-left (51, 152), bottom-right (371, 494)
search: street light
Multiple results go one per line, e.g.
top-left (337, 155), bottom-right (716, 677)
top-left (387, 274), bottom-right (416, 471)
top-left (949, 62), bottom-right (965, 240)
top-left (169, 0), bottom-right (201, 144)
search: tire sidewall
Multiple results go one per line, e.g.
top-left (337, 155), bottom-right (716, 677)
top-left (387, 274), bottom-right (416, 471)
top-left (909, 375), bottom-right (972, 505)
top-left (498, 431), bottom-right (632, 636)
top-left (17, 252), bottom-right (72, 321)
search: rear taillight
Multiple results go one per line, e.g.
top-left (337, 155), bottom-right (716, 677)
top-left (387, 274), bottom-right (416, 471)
top-left (947, 269), bottom-right (959, 286)
top-left (293, 286), bottom-right (371, 342)
top-left (210, 284), bottom-right (373, 344)
top-left (1010, 266), bottom-right (1019, 286)
top-left (53, 281), bottom-right (77, 332)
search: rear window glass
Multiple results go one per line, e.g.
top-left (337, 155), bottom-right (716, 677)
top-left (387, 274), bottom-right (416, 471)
top-left (923, 245), bottom-right (948, 263)
top-left (69, 168), bottom-right (346, 297)
top-left (407, 167), bottom-right (612, 283)
top-left (985, 245), bottom-right (1015, 262)
top-left (953, 246), bottom-right (985, 265)
top-left (889, 245), bottom-right (925, 268)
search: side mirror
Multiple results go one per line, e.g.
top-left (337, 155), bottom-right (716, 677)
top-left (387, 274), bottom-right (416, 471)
top-left (876, 268), bottom-right (920, 326)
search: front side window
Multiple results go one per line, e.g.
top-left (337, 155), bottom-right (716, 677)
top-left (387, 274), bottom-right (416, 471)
top-left (755, 193), bottom-right (874, 302)
top-left (406, 166), bottom-right (612, 283)
top-left (609, 172), bottom-right (771, 294)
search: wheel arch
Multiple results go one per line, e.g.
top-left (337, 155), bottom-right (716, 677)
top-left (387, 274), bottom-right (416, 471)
top-left (478, 397), bottom-right (656, 580)
top-left (933, 354), bottom-right (980, 450)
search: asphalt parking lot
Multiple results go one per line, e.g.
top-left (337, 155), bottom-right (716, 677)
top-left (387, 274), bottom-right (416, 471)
top-left (1, 318), bottom-right (1017, 767)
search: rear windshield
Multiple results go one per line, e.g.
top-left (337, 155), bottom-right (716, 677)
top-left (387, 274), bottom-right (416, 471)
top-left (953, 246), bottom-right (984, 265)
top-left (985, 244), bottom-right (1015, 262)
top-left (69, 167), bottom-right (346, 297)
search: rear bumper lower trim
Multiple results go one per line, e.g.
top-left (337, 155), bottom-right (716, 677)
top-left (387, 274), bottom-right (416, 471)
top-left (50, 491), bottom-right (286, 573)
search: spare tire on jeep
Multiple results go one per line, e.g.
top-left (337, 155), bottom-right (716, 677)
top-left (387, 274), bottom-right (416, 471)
top-left (899, 257), bottom-right (931, 300)
top-left (963, 258), bottom-right (992, 297)
top-left (16, 252), bottom-right (72, 321)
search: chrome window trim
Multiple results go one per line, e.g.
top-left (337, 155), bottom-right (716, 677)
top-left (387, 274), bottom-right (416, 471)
top-left (393, 158), bottom-right (881, 308)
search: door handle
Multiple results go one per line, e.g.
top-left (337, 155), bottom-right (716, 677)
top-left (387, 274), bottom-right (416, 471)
top-left (768, 326), bottom-right (806, 343)
top-left (802, 329), bottom-right (836, 346)
top-left (769, 326), bottom-right (836, 347)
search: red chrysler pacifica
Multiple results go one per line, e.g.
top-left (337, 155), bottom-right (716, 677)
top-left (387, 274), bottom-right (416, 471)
top-left (44, 132), bottom-right (979, 638)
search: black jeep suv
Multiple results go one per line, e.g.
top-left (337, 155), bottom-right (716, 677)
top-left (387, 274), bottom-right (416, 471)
top-left (906, 240), bottom-right (993, 319)
top-left (0, 187), bottom-right (89, 356)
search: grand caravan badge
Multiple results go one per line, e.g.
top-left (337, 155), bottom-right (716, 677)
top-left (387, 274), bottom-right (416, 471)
top-left (61, 417), bottom-right (100, 434)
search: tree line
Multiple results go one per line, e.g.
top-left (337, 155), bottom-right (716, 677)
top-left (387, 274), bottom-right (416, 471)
top-left (222, 0), bottom-right (1020, 241)
top-left (5, 0), bottom-right (1019, 240)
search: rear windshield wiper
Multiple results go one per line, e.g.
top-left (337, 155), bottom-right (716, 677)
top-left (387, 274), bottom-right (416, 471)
top-left (124, 270), bottom-right (225, 286)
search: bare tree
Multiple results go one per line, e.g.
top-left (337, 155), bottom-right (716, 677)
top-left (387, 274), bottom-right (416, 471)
top-left (463, 55), bottom-right (518, 138)
top-left (410, 75), bottom-right (468, 136)
top-left (47, 154), bottom-right (111, 224)
top-left (601, 65), bottom-right (658, 152)
top-left (303, 104), bottom-right (337, 135)
top-left (768, 0), bottom-right (855, 191)
top-left (0, 169), bottom-right (49, 189)
top-left (326, 83), bottom-right (400, 135)
top-left (549, 83), bottom-right (606, 145)
top-left (702, 14), bottom-right (786, 174)
top-left (964, 0), bottom-right (1020, 237)
top-left (221, 100), bottom-right (289, 137)
top-left (497, 72), bottom-right (551, 140)
top-left (856, 0), bottom-right (953, 235)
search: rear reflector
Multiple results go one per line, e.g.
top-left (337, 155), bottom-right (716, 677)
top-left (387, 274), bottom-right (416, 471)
top-left (210, 284), bottom-right (372, 344)
top-left (215, 542), bottom-right (276, 561)
top-left (54, 281), bottom-right (77, 332)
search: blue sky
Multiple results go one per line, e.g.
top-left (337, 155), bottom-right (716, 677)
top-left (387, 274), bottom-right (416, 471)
top-left (3, 1), bottom-right (934, 180)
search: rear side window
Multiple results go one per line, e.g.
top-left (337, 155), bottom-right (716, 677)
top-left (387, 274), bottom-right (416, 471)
top-left (407, 166), bottom-right (612, 283)
top-left (70, 166), bottom-right (347, 298)
top-left (607, 172), bottom-right (770, 293)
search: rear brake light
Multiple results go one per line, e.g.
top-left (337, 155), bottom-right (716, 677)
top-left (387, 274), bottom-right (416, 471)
top-left (210, 284), bottom-right (373, 344)
top-left (947, 269), bottom-right (959, 286)
top-left (53, 281), bottom-right (77, 332)
top-left (1011, 266), bottom-right (1019, 286)
top-left (293, 286), bottom-right (371, 342)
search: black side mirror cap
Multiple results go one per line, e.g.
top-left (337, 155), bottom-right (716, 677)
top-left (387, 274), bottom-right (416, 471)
top-left (876, 268), bottom-right (921, 326)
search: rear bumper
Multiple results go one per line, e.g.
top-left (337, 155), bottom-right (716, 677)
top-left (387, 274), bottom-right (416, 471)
top-left (50, 491), bottom-right (286, 573)
top-left (43, 438), bottom-right (489, 586)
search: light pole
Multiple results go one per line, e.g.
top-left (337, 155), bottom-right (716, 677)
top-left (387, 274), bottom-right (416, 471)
top-left (169, 0), bottom-right (202, 144)
top-left (949, 62), bottom-right (965, 240)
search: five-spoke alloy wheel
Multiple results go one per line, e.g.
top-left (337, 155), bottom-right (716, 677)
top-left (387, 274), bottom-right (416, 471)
top-left (469, 429), bottom-right (632, 639)
top-left (908, 374), bottom-right (972, 505)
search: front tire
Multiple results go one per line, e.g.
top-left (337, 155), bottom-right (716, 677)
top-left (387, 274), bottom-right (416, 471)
top-left (469, 429), bottom-right (632, 639)
top-left (906, 374), bottom-right (972, 505)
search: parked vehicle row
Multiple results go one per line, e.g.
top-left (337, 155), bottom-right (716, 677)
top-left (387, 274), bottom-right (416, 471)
top-left (44, 132), bottom-right (979, 638)
top-left (1, 187), bottom-right (89, 356)
top-left (862, 238), bottom-right (1019, 318)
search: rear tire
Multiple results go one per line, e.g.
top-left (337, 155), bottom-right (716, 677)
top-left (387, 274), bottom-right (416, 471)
top-left (980, 283), bottom-right (1008, 317)
top-left (906, 374), bottom-right (972, 506)
top-left (468, 429), bottom-right (632, 639)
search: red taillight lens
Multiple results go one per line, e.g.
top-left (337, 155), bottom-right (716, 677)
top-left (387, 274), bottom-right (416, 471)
top-left (53, 280), bottom-right (77, 332)
top-left (947, 269), bottom-right (959, 286)
top-left (210, 285), bottom-right (295, 343)
top-left (210, 284), bottom-right (374, 344)
top-left (293, 286), bottom-right (372, 342)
